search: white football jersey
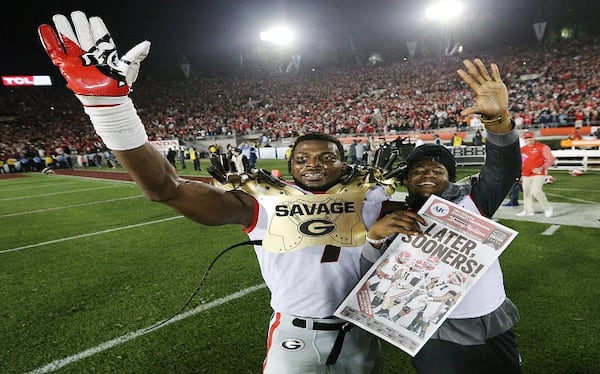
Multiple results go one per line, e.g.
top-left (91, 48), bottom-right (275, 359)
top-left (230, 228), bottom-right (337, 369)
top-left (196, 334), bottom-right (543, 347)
top-left (449, 195), bottom-right (507, 318)
top-left (247, 186), bottom-right (389, 318)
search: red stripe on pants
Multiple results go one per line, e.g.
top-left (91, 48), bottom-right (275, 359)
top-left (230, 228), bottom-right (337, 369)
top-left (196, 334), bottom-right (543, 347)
top-left (263, 312), bottom-right (282, 372)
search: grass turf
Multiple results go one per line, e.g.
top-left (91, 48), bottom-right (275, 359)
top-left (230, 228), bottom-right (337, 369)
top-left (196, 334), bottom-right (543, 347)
top-left (0, 163), bottom-right (598, 373)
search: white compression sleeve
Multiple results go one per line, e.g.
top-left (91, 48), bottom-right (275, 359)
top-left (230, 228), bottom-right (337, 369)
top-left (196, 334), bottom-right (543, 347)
top-left (76, 95), bottom-right (148, 151)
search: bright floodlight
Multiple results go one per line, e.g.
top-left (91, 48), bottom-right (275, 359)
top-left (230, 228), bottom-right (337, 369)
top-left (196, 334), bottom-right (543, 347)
top-left (425, 1), bottom-right (464, 21)
top-left (260, 26), bottom-right (295, 46)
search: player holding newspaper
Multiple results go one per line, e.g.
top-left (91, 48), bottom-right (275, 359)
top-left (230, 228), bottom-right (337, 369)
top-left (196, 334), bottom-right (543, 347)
top-left (353, 60), bottom-right (523, 373)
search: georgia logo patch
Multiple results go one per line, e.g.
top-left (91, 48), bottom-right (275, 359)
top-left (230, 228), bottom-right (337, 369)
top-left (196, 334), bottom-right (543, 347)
top-left (280, 338), bottom-right (305, 351)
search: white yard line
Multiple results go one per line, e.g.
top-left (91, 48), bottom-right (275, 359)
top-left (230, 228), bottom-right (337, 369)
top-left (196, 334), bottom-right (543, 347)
top-left (0, 216), bottom-right (183, 254)
top-left (0, 195), bottom-right (143, 218)
top-left (44, 173), bottom-right (136, 184)
top-left (545, 187), bottom-right (600, 193)
top-left (0, 181), bottom-right (79, 191)
top-left (545, 192), bottom-right (600, 205)
top-left (0, 185), bottom-right (124, 201)
top-left (542, 224), bottom-right (561, 236)
top-left (26, 283), bottom-right (267, 374)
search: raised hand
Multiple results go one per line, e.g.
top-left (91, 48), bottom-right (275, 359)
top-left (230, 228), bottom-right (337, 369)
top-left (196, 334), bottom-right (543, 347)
top-left (457, 58), bottom-right (508, 118)
top-left (38, 10), bottom-right (150, 97)
top-left (457, 58), bottom-right (511, 132)
top-left (37, 10), bottom-right (150, 150)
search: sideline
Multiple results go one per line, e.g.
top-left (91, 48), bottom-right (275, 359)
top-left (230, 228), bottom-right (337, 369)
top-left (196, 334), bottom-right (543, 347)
top-left (542, 225), bottom-right (561, 236)
top-left (0, 195), bottom-right (143, 218)
top-left (0, 216), bottom-right (183, 254)
top-left (0, 185), bottom-right (125, 201)
top-left (0, 180), bottom-right (79, 191)
top-left (393, 191), bottom-right (600, 229)
top-left (494, 200), bottom-right (600, 229)
top-left (26, 283), bottom-right (267, 374)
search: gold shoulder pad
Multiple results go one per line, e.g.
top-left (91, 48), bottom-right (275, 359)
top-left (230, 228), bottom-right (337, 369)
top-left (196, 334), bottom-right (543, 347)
top-left (326, 167), bottom-right (396, 196)
top-left (211, 167), bottom-right (396, 197)
top-left (211, 171), bottom-right (305, 196)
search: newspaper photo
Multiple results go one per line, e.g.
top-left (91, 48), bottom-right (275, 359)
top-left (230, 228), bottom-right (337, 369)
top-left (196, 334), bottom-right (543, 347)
top-left (334, 194), bottom-right (518, 356)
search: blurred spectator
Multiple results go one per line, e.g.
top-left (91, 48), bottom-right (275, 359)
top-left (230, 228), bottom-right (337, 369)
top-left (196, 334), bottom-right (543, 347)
top-left (179, 146), bottom-right (187, 169)
top-left (568, 127), bottom-right (583, 141)
top-left (452, 133), bottom-right (463, 147)
top-left (231, 147), bottom-right (250, 174)
top-left (248, 146), bottom-right (258, 169)
top-left (473, 129), bottom-right (484, 146)
top-left (166, 148), bottom-right (177, 169)
top-left (285, 144), bottom-right (293, 172)
top-left (190, 147), bottom-right (201, 171)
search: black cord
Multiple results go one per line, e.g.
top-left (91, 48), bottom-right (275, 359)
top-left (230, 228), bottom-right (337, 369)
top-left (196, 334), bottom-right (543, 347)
top-left (145, 239), bottom-right (262, 332)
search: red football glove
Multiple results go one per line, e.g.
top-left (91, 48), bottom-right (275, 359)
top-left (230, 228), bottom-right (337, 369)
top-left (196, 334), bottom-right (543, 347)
top-left (37, 10), bottom-right (150, 150)
top-left (38, 10), bottom-right (150, 97)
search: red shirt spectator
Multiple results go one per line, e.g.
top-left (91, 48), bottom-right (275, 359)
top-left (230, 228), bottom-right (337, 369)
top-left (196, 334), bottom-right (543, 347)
top-left (568, 127), bottom-right (583, 140)
top-left (520, 132), bottom-right (555, 177)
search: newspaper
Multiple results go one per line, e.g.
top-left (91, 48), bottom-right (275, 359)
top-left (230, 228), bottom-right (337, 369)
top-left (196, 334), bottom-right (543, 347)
top-left (334, 194), bottom-right (518, 356)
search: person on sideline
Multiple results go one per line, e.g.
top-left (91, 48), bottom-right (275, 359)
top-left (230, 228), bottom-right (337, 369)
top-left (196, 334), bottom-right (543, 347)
top-left (230, 147), bottom-right (250, 174)
top-left (166, 147), bottom-right (177, 169)
top-left (452, 133), bottom-right (463, 147)
top-left (362, 60), bottom-right (523, 374)
top-left (190, 147), bottom-right (201, 171)
top-left (179, 146), bottom-right (187, 169)
top-left (355, 139), bottom-right (368, 166)
top-left (517, 131), bottom-right (555, 217)
top-left (568, 126), bottom-right (583, 141)
top-left (284, 143), bottom-right (293, 173)
top-left (502, 178), bottom-right (522, 207)
top-left (348, 139), bottom-right (358, 164)
top-left (38, 11), bottom-right (511, 373)
top-left (473, 129), bottom-right (484, 146)
top-left (248, 146), bottom-right (258, 169)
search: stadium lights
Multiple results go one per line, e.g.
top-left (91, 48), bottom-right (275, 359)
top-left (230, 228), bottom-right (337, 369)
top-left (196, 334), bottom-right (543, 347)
top-left (425, 0), bottom-right (464, 22)
top-left (425, 0), bottom-right (464, 57)
top-left (260, 26), bottom-right (295, 47)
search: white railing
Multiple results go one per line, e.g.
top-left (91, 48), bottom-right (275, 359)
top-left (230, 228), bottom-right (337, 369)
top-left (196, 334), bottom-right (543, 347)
top-left (551, 149), bottom-right (600, 171)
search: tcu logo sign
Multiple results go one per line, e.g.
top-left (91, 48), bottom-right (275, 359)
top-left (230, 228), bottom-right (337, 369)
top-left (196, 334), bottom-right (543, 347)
top-left (2, 76), bottom-right (52, 86)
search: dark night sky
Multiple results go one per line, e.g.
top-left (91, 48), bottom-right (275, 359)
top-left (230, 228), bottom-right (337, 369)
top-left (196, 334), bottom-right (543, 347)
top-left (2, 0), bottom-right (598, 76)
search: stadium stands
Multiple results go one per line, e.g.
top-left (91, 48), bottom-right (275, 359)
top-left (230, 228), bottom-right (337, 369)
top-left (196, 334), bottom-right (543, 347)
top-left (1, 36), bottom-right (599, 171)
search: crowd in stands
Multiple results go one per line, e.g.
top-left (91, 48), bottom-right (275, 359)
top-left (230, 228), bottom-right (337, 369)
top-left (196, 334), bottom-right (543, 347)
top-left (1, 36), bottom-right (599, 172)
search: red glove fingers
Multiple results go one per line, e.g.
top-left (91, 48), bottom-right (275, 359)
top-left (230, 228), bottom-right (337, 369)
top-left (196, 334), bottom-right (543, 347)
top-left (37, 11), bottom-right (146, 97)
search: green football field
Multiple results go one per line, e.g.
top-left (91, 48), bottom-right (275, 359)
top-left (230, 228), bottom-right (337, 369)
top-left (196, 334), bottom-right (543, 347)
top-left (1, 161), bottom-right (598, 373)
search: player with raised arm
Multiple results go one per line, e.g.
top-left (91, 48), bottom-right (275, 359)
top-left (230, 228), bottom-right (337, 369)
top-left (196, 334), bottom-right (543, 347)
top-left (38, 11), bottom-right (393, 372)
top-left (38, 10), bottom-right (516, 373)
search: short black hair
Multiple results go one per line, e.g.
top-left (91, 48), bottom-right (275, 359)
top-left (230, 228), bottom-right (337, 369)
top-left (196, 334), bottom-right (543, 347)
top-left (405, 144), bottom-right (457, 182)
top-left (291, 133), bottom-right (345, 159)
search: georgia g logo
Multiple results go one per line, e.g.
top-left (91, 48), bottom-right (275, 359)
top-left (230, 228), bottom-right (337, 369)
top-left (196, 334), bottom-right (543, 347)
top-left (280, 338), bottom-right (305, 351)
top-left (298, 219), bottom-right (336, 236)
